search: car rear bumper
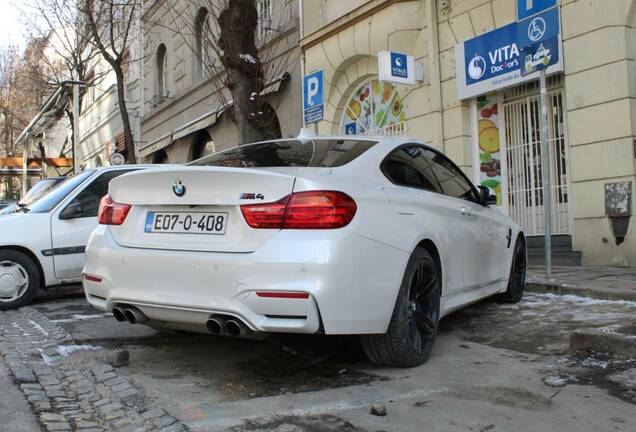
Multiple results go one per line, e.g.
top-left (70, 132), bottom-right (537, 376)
top-left (83, 226), bottom-right (409, 335)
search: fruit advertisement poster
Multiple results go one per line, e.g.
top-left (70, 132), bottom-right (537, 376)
top-left (477, 95), bottom-right (502, 206)
top-left (343, 81), bottom-right (406, 135)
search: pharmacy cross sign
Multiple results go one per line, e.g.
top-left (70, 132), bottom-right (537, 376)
top-left (517, 0), bottom-right (556, 21)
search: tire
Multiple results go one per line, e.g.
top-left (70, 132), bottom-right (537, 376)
top-left (0, 250), bottom-right (41, 310)
top-left (496, 237), bottom-right (526, 304)
top-left (361, 247), bottom-right (441, 367)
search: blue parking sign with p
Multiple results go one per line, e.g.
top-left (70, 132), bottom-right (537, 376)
top-left (518, 0), bottom-right (557, 21)
top-left (303, 70), bottom-right (324, 124)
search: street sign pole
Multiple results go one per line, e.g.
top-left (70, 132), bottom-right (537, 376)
top-left (539, 69), bottom-right (552, 278)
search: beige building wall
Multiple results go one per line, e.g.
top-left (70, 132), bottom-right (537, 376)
top-left (302, 0), bottom-right (636, 266)
top-left (560, 0), bottom-right (636, 266)
top-left (140, 0), bottom-right (302, 164)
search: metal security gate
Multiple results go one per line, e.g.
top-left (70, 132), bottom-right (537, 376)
top-left (502, 77), bottom-right (571, 236)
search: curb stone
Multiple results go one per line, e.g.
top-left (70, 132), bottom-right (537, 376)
top-left (526, 281), bottom-right (636, 302)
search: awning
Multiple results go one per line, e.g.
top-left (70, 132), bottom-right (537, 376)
top-left (139, 105), bottom-right (227, 158)
top-left (0, 158), bottom-right (73, 169)
top-left (260, 72), bottom-right (290, 97)
top-left (139, 72), bottom-right (291, 159)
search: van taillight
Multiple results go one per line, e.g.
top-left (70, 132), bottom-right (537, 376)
top-left (98, 194), bottom-right (131, 225)
top-left (241, 191), bottom-right (356, 229)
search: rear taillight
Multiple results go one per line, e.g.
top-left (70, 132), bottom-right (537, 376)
top-left (241, 191), bottom-right (356, 229)
top-left (98, 194), bottom-right (131, 225)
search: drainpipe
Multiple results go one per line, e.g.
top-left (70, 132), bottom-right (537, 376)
top-left (426, 0), bottom-right (445, 153)
top-left (73, 82), bottom-right (81, 173)
top-left (137, 11), bottom-right (144, 162)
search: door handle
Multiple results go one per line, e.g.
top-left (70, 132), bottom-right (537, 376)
top-left (460, 207), bottom-right (473, 216)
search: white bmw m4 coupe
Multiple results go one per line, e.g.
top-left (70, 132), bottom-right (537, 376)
top-left (83, 134), bottom-right (526, 367)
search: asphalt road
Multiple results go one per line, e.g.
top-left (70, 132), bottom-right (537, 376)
top-left (2, 290), bottom-right (635, 431)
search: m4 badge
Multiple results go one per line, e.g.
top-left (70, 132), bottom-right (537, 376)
top-left (240, 193), bottom-right (265, 200)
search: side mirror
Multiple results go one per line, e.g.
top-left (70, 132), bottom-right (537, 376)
top-left (478, 186), bottom-right (497, 206)
top-left (59, 201), bottom-right (83, 220)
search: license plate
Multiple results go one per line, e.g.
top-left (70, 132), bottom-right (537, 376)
top-left (144, 212), bottom-right (228, 235)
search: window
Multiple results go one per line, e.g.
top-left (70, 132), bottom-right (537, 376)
top-left (257, 0), bottom-right (272, 41)
top-left (156, 44), bottom-right (168, 99)
top-left (383, 145), bottom-right (478, 202)
top-left (195, 8), bottom-right (213, 76)
top-left (383, 146), bottom-right (442, 193)
top-left (342, 80), bottom-right (406, 136)
top-left (195, 140), bottom-right (377, 168)
top-left (190, 130), bottom-right (214, 161)
top-left (428, 153), bottom-right (478, 201)
top-left (28, 171), bottom-right (94, 213)
top-left (66, 170), bottom-right (137, 218)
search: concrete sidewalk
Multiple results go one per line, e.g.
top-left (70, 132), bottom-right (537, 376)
top-left (528, 265), bottom-right (636, 301)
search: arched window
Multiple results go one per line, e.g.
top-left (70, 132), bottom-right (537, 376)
top-left (156, 44), bottom-right (168, 99)
top-left (152, 149), bottom-right (169, 164)
top-left (195, 8), bottom-right (212, 77)
top-left (341, 80), bottom-right (406, 136)
top-left (190, 130), bottom-right (215, 161)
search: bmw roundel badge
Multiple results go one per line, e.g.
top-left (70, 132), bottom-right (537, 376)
top-left (173, 180), bottom-right (186, 197)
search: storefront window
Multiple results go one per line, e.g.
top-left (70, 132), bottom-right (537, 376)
top-left (341, 80), bottom-right (406, 136)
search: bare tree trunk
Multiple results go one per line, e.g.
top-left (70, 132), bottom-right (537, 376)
top-left (114, 68), bottom-right (135, 163)
top-left (218, 0), bottom-right (267, 144)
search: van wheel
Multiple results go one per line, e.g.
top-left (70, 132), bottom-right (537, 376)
top-left (361, 247), bottom-right (441, 367)
top-left (0, 250), bottom-right (41, 310)
top-left (497, 238), bottom-right (526, 303)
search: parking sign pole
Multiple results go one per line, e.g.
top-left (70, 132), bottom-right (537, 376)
top-left (539, 69), bottom-right (552, 278)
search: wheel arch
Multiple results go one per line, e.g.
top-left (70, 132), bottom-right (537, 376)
top-left (0, 245), bottom-right (46, 289)
top-left (415, 239), bottom-right (443, 292)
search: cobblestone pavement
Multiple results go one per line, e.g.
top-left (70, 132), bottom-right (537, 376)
top-left (1, 290), bottom-right (635, 432)
top-left (528, 265), bottom-right (636, 301)
top-left (0, 306), bottom-right (188, 432)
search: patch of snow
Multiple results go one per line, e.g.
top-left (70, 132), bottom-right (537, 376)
top-left (39, 344), bottom-right (101, 364)
top-left (581, 357), bottom-right (609, 369)
top-left (39, 349), bottom-right (57, 365)
top-left (28, 319), bottom-right (48, 336)
top-left (52, 314), bottom-right (109, 324)
top-left (542, 374), bottom-right (577, 387)
top-left (239, 53), bottom-right (257, 64)
top-left (524, 293), bottom-right (636, 308)
top-left (56, 345), bottom-right (100, 356)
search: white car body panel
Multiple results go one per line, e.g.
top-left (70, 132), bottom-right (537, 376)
top-left (83, 137), bottom-right (523, 335)
top-left (0, 166), bottom-right (156, 289)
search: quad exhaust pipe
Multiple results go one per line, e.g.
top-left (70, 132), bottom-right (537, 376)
top-left (206, 315), bottom-right (250, 337)
top-left (224, 319), bottom-right (248, 337)
top-left (112, 304), bottom-right (148, 324)
top-left (206, 316), bottom-right (226, 335)
top-left (112, 305), bottom-right (125, 322)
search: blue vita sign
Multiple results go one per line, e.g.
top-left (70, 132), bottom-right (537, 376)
top-left (456, 8), bottom-right (563, 100)
top-left (464, 22), bottom-right (519, 86)
top-left (390, 52), bottom-right (408, 79)
top-left (303, 70), bottom-right (324, 124)
top-left (518, 0), bottom-right (557, 21)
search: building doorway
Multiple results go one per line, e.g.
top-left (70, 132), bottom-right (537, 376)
top-left (501, 76), bottom-right (571, 236)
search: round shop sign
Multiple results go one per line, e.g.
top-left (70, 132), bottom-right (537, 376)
top-left (109, 153), bottom-right (125, 166)
top-left (468, 55), bottom-right (486, 80)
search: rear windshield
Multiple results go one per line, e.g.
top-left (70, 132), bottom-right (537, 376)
top-left (195, 140), bottom-right (376, 168)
